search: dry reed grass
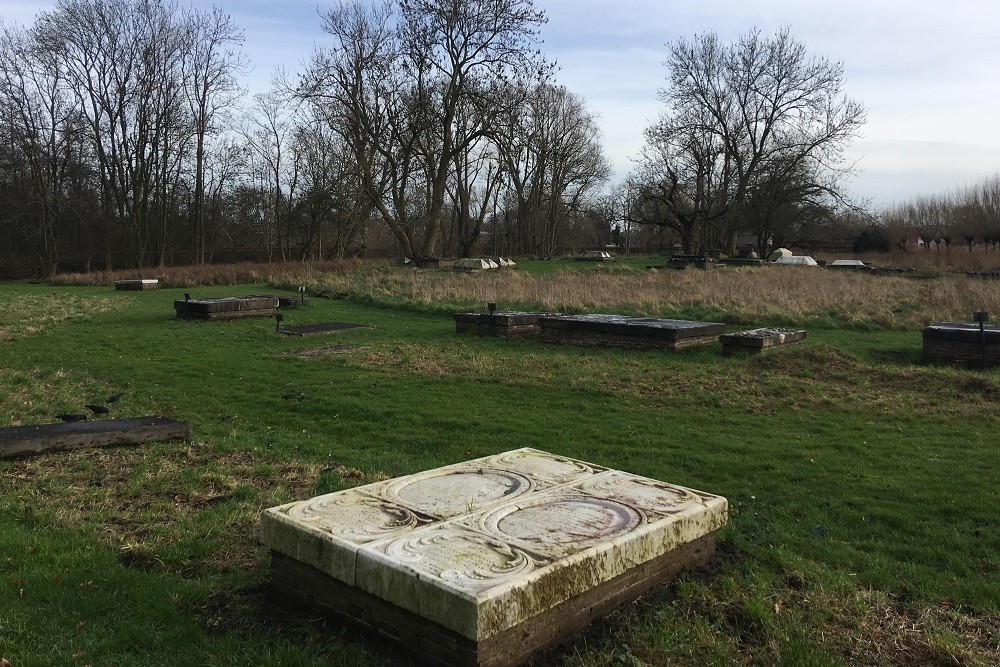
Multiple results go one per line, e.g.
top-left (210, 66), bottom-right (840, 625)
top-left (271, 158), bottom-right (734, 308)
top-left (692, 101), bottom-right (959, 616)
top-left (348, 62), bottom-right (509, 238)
top-left (50, 258), bottom-right (384, 288)
top-left (311, 266), bottom-right (1000, 329)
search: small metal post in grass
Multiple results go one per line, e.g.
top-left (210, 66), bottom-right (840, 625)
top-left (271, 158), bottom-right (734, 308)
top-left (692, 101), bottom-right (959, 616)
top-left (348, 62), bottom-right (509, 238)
top-left (974, 310), bottom-right (989, 366)
top-left (275, 313), bottom-right (284, 333)
top-left (299, 285), bottom-right (306, 306)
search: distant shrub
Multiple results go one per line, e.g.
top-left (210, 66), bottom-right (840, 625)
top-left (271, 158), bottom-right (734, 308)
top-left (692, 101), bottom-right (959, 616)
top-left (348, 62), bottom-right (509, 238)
top-left (853, 228), bottom-right (893, 253)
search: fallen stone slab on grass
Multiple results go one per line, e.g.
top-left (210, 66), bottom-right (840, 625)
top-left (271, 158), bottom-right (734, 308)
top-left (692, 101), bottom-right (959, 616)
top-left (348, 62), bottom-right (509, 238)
top-left (278, 322), bottom-right (372, 336)
top-left (0, 417), bottom-right (192, 459)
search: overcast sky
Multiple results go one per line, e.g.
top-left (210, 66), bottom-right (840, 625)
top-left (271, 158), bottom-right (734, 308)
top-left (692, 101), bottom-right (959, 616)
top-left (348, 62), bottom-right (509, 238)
top-left (5, 0), bottom-right (1000, 208)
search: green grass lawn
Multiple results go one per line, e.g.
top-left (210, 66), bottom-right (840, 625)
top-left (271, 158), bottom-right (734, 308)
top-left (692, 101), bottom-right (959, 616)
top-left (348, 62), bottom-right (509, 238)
top-left (1, 278), bottom-right (998, 666)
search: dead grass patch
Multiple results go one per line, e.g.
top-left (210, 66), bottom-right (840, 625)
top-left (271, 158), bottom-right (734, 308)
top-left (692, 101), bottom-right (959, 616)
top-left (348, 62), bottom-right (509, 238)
top-left (0, 442), bottom-right (339, 576)
top-left (820, 589), bottom-right (999, 666)
top-left (308, 267), bottom-right (1000, 329)
top-left (50, 258), bottom-right (383, 288)
top-left (282, 344), bottom-right (358, 360)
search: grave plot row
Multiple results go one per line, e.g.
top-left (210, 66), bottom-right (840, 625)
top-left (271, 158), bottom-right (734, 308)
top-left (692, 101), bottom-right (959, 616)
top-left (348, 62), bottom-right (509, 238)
top-left (454, 311), bottom-right (807, 354)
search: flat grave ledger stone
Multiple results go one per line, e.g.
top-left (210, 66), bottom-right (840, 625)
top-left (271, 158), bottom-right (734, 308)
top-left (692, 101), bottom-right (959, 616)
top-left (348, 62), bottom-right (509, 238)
top-left (262, 448), bottom-right (727, 667)
top-left (278, 322), bottom-right (372, 337)
top-left (922, 322), bottom-right (1000, 366)
top-left (453, 311), bottom-right (548, 338)
top-left (538, 314), bottom-right (725, 350)
top-left (720, 328), bottom-right (807, 354)
top-left (174, 295), bottom-right (279, 320)
top-left (114, 279), bottom-right (159, 290)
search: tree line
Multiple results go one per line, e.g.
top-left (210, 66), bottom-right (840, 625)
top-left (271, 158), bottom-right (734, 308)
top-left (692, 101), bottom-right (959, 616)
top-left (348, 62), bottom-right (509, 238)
top-left (21, 2), bottom-right (989, 276)
top-left (0, 0), bottom-right (614, 276)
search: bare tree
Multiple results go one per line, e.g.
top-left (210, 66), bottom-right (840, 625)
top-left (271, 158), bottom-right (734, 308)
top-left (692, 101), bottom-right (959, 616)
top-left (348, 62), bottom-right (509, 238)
top-left (635, 28), bottom-right (866, 255)
top-left (180, 6), bottom-right (246, 264)
top-left (303, 0), bottom-right (549, 261)
top-left (496, 83), bottom-right (609, 256)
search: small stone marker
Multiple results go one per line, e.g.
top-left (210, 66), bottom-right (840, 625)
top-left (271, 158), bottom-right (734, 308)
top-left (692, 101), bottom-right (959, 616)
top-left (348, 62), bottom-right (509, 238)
top-left (0, 417), bottom-right (191, 459)
top-left (174, 295), bottom-right (279, 320)
top-left (453, 311), bottom-right (546, 338)
top-left (114, 279), bottom-right (158, 291)
top-left (720, 327), bottom-right (807, 355)
top-left (922, 321), bottom-right (1000, 366)
top-left (261, 448), bottom-right (727, 667)
top-left (539, 314), bottom-right (725, 350)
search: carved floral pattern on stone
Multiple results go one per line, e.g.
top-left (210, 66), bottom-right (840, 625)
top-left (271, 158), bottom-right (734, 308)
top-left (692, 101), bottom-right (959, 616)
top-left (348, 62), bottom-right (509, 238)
top-left (478, 494), bottom-right (643, 553)
top-left (483, 449), bottom-right (606, 485)
top-left (378, 468), bottom-right (534, 518)
top-left (380, 527), bottom-right (548, 591)
top-left (577, 472), bottom-right (707, 517)
top-left (283, 493), bottom-right (428, 543)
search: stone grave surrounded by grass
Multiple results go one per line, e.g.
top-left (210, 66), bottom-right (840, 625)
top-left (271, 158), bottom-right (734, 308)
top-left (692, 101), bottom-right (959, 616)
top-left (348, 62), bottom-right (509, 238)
top-left (174, 295), bottom-right (279, 320)
top-left (720, 327), bottom-right (807, 355)
top-left (538, 314), bottom-right (725, 350)
top-left (453, 311), bottom-right (547, 338)
top-left (922, 320), bottom-right (1000, 366)
top-left (261, 447), bottom-right (727, 667)
top-left (114, 279), bottom-right (159, 290)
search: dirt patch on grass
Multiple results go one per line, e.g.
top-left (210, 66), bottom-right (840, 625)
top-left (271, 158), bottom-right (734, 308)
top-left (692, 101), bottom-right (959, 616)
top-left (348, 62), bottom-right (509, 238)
top-left (282, 344), bottom-right (358, 360)
top-left (0, 442), bottom-right (335, 577)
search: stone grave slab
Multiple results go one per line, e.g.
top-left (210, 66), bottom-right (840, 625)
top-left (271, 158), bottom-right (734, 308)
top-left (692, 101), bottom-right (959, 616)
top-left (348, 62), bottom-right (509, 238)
top-left (922, 322), bottom-right (1000, 366)
top-left (114, 279), bottom-right (159, 290)
top-left (665, 255), bottom-right (714, 270)
top-left (278, 322), bottom-right (371, 336)
top-left (261, 448), bottom-right (727, 666)
top-left (453, 311), bottom-right (548, 338)
top-left (538, 314), bottom-right (724, 350)
top-left (174, 295), bottom-right (279, 320)
top-left (720, 327), bottom-right (807, 355)
top-left (0, 417), bottom-right (191, 459)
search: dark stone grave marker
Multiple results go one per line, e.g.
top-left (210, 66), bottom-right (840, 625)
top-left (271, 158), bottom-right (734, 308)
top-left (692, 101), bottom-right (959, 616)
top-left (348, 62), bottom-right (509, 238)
top-left (453, 311), bottom-right (548, 338)
top-left (0, 417), bottom-right (191, 459)
top-left (922, 320), bottom-right (1000, 366)
top-left (175, 295), bottom-right (279, 320)
top-left (539, 314), bottom-right (724, 350)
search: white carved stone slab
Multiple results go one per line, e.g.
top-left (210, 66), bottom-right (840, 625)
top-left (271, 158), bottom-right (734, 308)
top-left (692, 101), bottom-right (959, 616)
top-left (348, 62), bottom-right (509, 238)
top-left (261, 488), bottom-right (433, 584)
top-left (261, 448), bottom-right (728, 643)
